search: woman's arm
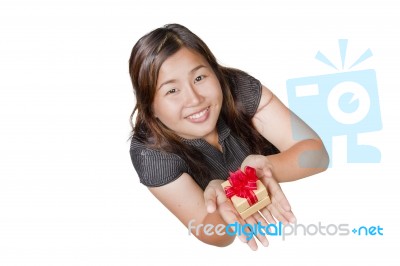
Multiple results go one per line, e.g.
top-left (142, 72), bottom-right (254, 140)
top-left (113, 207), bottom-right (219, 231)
top-left (148, 173), bottom-right (235, 247)
top-left (251, 85), bottom-right (329, 182)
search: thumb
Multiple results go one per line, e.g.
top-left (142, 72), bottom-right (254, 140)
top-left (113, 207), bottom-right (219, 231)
top-left (204, 186), bottom-right (217, 213)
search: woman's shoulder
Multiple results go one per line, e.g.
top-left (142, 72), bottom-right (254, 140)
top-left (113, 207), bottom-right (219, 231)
top-left (130, 136), bottom-right (186, 162)
top-left (227, 69), bottom-right (263, 117)
top-left (229, 69), bottom-right (261, 90)
top-left (129, 136), bottom-right (189, 187)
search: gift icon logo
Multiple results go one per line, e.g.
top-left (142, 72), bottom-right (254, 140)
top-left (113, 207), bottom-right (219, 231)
top-left (286, 40), bottom-right (382, 166)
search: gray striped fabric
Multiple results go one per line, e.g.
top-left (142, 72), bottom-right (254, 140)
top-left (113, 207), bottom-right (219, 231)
top-left (130, 72), bottom-right (263, 190)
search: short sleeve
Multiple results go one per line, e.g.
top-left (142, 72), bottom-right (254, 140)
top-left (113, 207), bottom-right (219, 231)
top-left (130, 138), bottom-right (189, 187)
top-left (230, 71), bottom-right (262, 117)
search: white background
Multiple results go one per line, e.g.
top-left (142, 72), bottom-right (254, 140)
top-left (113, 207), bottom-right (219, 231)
top-left (1, 0), bottom-right (399, 265)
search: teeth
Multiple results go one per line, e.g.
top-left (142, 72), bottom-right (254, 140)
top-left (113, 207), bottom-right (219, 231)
top-left (188, 108), bottom-right (208, 119)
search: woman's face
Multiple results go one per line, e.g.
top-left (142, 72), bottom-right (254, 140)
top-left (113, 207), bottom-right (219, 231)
top-left (153, 47), bottom-right (223, 141)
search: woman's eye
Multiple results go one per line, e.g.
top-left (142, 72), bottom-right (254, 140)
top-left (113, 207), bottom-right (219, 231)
top-left (166, 88), bottom-right (177, 95)
top-left (194, 75), bottom-right (205, 83)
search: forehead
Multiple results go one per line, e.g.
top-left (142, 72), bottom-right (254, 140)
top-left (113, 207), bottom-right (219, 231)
top-left (157, 48), bottom-right (209, 79)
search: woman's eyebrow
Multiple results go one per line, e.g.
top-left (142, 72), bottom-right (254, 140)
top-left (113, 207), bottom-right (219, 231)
top-left (190, 64), bottom-right (207, 74)
top-left (158, 79), bottom-right (177, 91)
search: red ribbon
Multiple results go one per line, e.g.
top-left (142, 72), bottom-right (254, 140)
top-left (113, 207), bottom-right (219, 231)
top-left (224, 166), bottom-right (259, 206)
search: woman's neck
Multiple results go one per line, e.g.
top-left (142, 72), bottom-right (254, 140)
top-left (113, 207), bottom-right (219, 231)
top-left (203, 128), bottom-right (222, 152)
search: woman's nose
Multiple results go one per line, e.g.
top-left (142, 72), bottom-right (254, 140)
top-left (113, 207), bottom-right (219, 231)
top-left (184, 84), bottom-right (203, 106)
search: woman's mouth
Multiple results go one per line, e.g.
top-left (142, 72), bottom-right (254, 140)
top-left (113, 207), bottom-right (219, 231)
top-left (185, 107), bottom-right (210, 122)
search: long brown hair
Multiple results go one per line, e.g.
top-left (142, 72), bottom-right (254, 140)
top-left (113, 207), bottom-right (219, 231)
top-left (129, 24), bottom-right (278, 179)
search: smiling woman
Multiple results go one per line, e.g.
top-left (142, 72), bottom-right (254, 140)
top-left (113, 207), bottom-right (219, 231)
top-left (128, 24), bottom-right (329, 250)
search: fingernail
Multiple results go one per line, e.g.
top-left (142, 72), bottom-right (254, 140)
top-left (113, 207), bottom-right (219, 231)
top-left (207, 204), bottom-right (215, 213)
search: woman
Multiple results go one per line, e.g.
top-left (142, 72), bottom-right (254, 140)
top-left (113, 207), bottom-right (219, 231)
top-left (128, 24), bottom-right (329, 250)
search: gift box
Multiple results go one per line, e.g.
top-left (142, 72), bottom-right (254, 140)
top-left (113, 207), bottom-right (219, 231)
top-left (221, 166), bottom-right (270, 220)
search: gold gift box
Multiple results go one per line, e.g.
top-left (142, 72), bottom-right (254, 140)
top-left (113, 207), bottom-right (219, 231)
top-left (221, 180), bottom-right (271, 220)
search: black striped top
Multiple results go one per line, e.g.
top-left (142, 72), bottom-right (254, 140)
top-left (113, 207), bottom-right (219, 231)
top-left (130, 72), bottom-right (266, 190)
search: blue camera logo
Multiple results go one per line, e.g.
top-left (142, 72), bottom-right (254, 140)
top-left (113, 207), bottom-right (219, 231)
top-left (286, 40), bottom-right (382, 165)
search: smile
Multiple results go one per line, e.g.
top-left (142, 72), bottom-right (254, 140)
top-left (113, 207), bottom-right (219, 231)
top-left (185, 107), bottom-right (210, 121)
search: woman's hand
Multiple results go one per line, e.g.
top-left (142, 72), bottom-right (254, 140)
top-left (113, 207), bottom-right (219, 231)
top-left (241, 172), bottom-right (296, 247)
top-left (241, 155), bottom-right (296, 225)
top-left (204, 180), bottom-right (261, 250)
top-left (204, 155), bottom-right (296, 250)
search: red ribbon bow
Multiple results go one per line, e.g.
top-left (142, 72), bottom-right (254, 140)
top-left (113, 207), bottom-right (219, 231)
top-left (224, 166), bottom-right (259, 206)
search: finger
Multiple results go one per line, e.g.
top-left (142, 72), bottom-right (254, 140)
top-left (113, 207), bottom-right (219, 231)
top-left (246, 215), bottom-right (269, 247)
top-left (247, 237), bottom-right (258, 251)
top-left (284, 210), bottom-right (297, 224)
top-left (215, 185), bottom-right (229, 206)
top-left (221, 208), bottom-right (255, 247)
top-left (241, 155), bottom-right (272, 179)
top-left (267, 203), bottom-right (289, 225)
top-left (218, 201), bottom-right (247, 228)
top-left (250, 163), bottom-right (272, 180)
top-left (264, 167), bottom-right (272, 178)
top-left (203, 186), bottom-right (217, 213)
top-left (260, 206), bottom-right (277, 224)
top-left (252, 211), bottom-right (268, 227)
top-left (254, 169), bottom-right (272, 181)
top-left (237, 217), bottom-right (259, 251)
top-left (271, 197), bottom-right (290, 222)
top-left (269, 189), bottom-right (296, 224)
top-left (259, 167), bottom-right (273, 180)
top-left (278, 206), bottom-right (296, 224)
top-left (268, 198), bottom-right (296, 224)
top-left (266, 179), bottom-right (292, 212)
